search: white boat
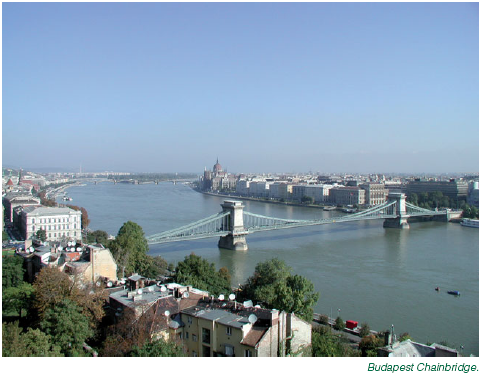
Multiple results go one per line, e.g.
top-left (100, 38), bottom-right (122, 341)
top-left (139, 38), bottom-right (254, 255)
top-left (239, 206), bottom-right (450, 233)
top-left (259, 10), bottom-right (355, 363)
top-left (461, 218), bottom-right (479, 228)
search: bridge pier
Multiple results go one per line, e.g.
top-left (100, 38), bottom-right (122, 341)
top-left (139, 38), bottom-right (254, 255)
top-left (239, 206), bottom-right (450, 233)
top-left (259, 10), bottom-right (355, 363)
top-left (383, 193), bottom-right (410, 229)
top-left (218, 200), bottom-right (248, 251)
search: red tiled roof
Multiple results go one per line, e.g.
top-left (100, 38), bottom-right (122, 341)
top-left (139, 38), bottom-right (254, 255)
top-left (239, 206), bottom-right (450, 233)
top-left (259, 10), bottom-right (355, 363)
top-left (241, 326), bottom-right (267, 347)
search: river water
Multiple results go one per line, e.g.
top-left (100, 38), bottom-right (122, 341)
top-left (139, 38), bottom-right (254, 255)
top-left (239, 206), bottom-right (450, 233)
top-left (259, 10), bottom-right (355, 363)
top-left (63, 181), bottom-right (479, 356)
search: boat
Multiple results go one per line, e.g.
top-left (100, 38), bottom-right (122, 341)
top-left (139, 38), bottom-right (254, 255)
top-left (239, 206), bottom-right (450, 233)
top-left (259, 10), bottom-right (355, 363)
top-left (460, 218), bottom-right (479, 228)
top-left (63, 196), bottom-right (73, 201)
top-left (447, 291), bottom-right (460, 296)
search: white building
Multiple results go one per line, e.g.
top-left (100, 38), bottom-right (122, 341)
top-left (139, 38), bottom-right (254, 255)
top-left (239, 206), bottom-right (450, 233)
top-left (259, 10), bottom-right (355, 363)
top-left (249, 181), bottom-right (270, 198)
top-left (19, 206), bottom-right (82, 242)
top-left (304, 184), bottom-right (333, 203)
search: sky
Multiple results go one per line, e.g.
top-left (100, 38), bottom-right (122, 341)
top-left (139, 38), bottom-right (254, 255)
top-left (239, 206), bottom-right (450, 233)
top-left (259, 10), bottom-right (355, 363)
top-left (2, 2), bottom-right (479, 174)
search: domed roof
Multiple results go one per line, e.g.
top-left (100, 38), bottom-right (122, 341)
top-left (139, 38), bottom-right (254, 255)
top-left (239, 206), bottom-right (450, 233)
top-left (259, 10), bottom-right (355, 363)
top-left (213, 158), bottom-right (222, 173)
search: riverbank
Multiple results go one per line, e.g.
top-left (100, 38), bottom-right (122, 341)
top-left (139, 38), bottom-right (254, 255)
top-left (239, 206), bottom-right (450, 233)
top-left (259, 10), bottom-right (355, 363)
top-left (192, 187), bottom-right (347, 211)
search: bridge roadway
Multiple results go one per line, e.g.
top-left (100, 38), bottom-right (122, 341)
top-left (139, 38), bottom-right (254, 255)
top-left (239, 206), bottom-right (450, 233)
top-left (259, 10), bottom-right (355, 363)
top-left (146, 193), bottom-right (460, 250)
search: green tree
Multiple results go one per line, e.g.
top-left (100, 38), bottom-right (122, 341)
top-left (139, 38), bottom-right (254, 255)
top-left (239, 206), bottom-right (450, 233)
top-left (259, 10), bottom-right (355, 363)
top-left (334, 316), bottom-right (345, 331)
top-left (239, 258), bottom-right (319, 322)
top-left (109, 221), bottom-right (150, 277)
top-left (174, 253), bottom-right (231, 295)
top-left (359, 334), bottom-right (384, 357)
top-left (143, 255), bottom-right (168, 279)
top-left (311, 325), bottom-right (360, 357)
top-left (86, 229), bottom-right (109, 245)
top-left (398, 332), bottom-right (411, 342)
top-left (36, 229), bottom-right (47, 242)
top-left (130, 338), bottom-right (185, 357)
top-left (2, 282), bottom-right (34, 317)
top-left (359, 322), bottom-right (371, 338)
top-left (301, 195), bottom-right (314, 204)
top-left (2, 255), bottom-right (25, 289)
top-left (40, 299), bottom-right (93, 356)
top-left (2, 322), bottom-right (64, 357)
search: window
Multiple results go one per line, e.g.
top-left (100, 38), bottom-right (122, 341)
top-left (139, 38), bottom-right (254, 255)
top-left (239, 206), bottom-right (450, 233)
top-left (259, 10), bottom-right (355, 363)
top-left (244, 349), bottom-right (253, 357)
top-left (225, 345), bottom-right (234, 356)
top-left (202, 328), bottom-right (210, 344)
top-left (192, 334), bottom-right (197, 342)
top-left (192, 351), bottom-right (198, 357)
top-left (226, 326), bottom-right (232, 335)
top-left (187, 316), bottom-right (192, 324)
top-left (185, 332), bottom-right (189, 339)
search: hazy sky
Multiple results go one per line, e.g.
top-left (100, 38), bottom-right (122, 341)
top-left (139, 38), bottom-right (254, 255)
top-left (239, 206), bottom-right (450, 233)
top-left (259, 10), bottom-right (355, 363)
top-left (2, 2), bottom-right (479, 174)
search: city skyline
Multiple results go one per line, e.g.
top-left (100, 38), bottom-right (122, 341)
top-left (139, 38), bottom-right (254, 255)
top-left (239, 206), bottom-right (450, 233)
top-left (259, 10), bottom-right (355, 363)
top-left (2, 2), bottom-right (479, 174)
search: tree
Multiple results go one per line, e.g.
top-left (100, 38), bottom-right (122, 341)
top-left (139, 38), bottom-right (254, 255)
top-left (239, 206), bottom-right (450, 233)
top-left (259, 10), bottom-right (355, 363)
top-left (2, 255), bottom-right (25, 289)
top-left (398, 332), bottom-right (411, 342)
top-left (311, 325), bottom-right (360, 357)
top-left (36, 229), bottom-right (47, 242)
top-left (359, 322), bottom-right (371, 338)
top-left (32, 266), bottom-right (75, 316)
top-left (143, 255), bottom-right (168, 279)
top-left (239, 258), bottom-right (319, 322)
top-left (301, 195), bottom-right (314, 204)
top-left (40, 299), bottom-right (93, 356)
top-left (101, 311), bottom-right (152, 357)
top-left (109, 221), bottom-right (150, 277)
top-left (32, 267), bottom-right (106, 330)
top-left (130, 338), bottom-right (185, 357)
top-left (86, 229), bottom-right (109, 245)
top-left (359, 334), bottom-right (384, 357)
top-left (174, 253), bottom-right (231, 295)
top-left (2, 282), bottom-right (34, 318)
top-left (334, 316), bottom-right (345, 331)
top-left (67, 205), bottom-right (90, 229)
top-left (2, 322), bottom-right (63, 357)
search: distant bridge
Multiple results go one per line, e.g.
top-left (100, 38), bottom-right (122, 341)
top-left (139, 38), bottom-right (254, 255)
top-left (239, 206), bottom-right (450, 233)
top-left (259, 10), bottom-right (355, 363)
top-left (146, 193), bottom-right (461, 251)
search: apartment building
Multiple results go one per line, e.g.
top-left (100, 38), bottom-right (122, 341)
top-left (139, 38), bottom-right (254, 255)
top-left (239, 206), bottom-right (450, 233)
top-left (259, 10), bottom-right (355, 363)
top-left (405, 179), bottom-right (468, 200)
top-left (329, 186), bottom-right (366, 206)
top-left (360, 183), bottom-right (388, 206)
top-left (109, 282), bottom-right (312, 357)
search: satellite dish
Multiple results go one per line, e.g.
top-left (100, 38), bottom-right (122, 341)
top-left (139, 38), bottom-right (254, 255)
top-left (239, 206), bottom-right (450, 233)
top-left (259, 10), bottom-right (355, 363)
top-left (160, 286), bottom-right (167, 292)
top-left (248, 314), bottom-right (258, 324)
top-left (182, 291), bottom-right (190, 298)
top-left (107, 281), bottom-right (113, 287)
top-left (137, 289), bottom-right (143, 295)
top-left (229, 293), bottom-right (235, 301)
top-left (218, 294), bottom-right (225, 301)
top-left (254, 305), bottom-right (261, 308)
top-left (96, 282), bottom-right (101, 287)
top-left (164, 310), bottom-right (170, 317)
top-left (76, 247), bottom-right (81, 252)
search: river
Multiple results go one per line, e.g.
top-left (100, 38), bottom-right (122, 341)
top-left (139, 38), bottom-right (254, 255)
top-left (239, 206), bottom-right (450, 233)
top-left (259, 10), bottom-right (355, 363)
top-left (62, 181), bottom-right (479, 356)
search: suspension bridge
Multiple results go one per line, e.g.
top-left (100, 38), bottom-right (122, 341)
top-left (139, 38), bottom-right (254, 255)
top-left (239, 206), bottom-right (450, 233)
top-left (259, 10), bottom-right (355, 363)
top-left (146, 193), bottom-right (461, 251)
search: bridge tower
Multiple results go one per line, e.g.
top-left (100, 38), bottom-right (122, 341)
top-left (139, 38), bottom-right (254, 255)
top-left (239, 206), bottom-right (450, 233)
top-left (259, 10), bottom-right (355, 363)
top-left (218, 200), bottom-right (249, 251)
top-left (383, 193), bottom-right (410, 229)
